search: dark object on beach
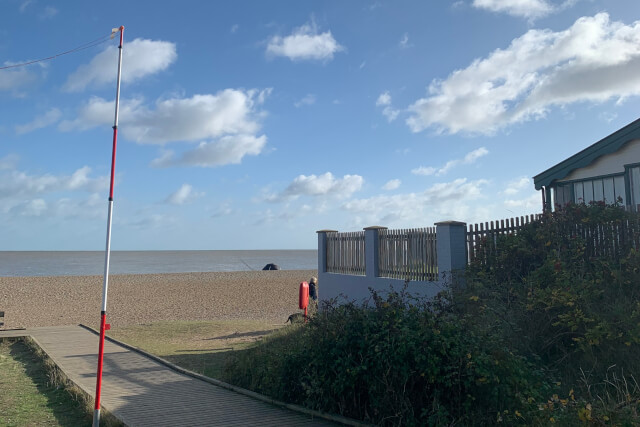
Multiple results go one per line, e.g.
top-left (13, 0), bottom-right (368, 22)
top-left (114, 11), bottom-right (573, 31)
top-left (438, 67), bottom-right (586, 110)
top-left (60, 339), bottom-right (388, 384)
top-left (262, 263), bottom-right (280, 270)
top-left (286, 313), bottom-right (306, 324)
top-left (0, 311), bottom-right (4, 328)
top-left (309, 277), bottom-right (318, 301)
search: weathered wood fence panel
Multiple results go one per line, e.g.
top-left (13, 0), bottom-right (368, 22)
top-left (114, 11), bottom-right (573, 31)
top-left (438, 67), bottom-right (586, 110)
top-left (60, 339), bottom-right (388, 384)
top-left (326, 231), bottom-right (366, 275)
top-left (467, 212), bottom-right (640, 264)
top-left (378, 228), bottom-right (437, 281)
top-left (556, 216), bottom-right (640, 260)
top-left (467, 214), bottom-right (541, 264)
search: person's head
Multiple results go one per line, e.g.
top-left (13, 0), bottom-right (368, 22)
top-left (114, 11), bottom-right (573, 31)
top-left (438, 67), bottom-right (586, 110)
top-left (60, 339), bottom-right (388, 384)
top-left (310, 277), bottom-right (317, 284)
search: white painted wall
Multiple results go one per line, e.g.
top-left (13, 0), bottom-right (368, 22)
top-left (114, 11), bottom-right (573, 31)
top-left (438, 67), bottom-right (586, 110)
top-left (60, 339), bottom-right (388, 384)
top-left (558, 139), bottom-right (640, 182)
top-left (318, 272), bottom-right (446, 305)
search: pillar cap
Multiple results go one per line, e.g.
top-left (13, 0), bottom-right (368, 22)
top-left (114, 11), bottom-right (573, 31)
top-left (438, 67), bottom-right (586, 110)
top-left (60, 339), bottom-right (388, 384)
top-left (316, 229), bottom-right (338, 233)
top-left (434, 220), bottom-right (467, 226)
top-left (363, 226), bottom-right (388, 230)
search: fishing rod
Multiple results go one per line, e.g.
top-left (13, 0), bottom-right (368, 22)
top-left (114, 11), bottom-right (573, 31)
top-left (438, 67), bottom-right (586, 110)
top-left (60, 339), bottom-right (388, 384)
top-left (239, 258), bottom-right (256, 271)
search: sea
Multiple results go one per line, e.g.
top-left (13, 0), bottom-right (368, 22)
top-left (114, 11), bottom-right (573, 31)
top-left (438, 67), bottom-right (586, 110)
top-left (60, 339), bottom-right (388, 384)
top-left (0, 250), bottom-right (318, 277)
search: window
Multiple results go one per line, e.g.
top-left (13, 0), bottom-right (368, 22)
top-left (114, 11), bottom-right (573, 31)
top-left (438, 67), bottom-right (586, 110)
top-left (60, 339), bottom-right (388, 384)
top-left (574, 182), bottom-right (584, 203)
top-left (614, 175), bottom-right (626, 205)
top-left (554, 184), bottom-right (571, 207)
top-left (630, 166), bottom-right (640, 209)
top-left (563, 175), bottom-right (626, 206)
top-left (603, 177), bottom-right (615, 203)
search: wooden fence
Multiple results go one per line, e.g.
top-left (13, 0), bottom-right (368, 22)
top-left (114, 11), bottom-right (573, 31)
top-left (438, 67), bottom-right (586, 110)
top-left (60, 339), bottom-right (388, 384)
top-left (326, 231), bottom-right (366, 275)
top-left (556, 216), bottom-right (640, 260)
top-left (378, 228), bottom-right (438, 282)
top-left (467, 214), bottom-right (541, 263)
top-left (467, 211), bottom-right (640, 264)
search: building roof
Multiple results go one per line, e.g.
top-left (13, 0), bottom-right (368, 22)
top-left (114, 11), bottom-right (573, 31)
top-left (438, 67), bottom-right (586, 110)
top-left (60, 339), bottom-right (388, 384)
top-left (534, 118), bottom-right (640, 190)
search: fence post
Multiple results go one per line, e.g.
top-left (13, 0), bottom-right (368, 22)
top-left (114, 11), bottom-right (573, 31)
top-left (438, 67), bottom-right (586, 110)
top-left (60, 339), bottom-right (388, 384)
top-left (363, 226), bottom-right (387, 279)
top-left (435, 221), bottom-right (467, 286)
top-left (316, 230), bottom-right (337, 275)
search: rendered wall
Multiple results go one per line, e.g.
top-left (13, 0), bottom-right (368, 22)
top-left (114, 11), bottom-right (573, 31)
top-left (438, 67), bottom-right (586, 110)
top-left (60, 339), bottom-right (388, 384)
top-left (317, 222), bottom-right (467, 305)
top-left (558, 139), bottom-right (640, 182)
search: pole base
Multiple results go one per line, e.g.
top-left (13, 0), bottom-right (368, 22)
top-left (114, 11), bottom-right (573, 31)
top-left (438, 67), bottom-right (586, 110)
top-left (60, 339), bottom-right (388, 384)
top-left (93, 408), bottom-right (100, 427)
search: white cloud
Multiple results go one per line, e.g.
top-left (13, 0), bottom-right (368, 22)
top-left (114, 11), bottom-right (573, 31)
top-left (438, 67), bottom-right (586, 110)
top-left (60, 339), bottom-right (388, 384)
top-left (343, 178), bottom-right (489, 225)
top-left (252, 204), bottom-right (315, 226)
top-left (412, 147), bottom-right (488, 177)
top-left (503, 176), bottom-right (532, 195)
top-left (0, 63), bottom-right (38, 92)
top-left (267, 172), bottom-right (363, 202)
top-left (63, 38), bottom-right (177, 92)
top-left (152, 134), bottom-right (266, 168)
top-left (40, 6), bottom-right (58, 19)
top-left (376, 92), bottom-right (391, 106)
top-left (376, 91), bottom-right (400, 122)
top-left (463, 147), bottom-right (489, 163)
top-left (15, 108), bottom-right (61, 134)
top-left (0, 165), bottom-right (108, 200)
top-left (128, 213), bottom-right (176, 230)
top-left (0, 163), bottom-right (108, 221)
top-left (382, 179), bottom-right (401, 190)
top-left (19, 0), bottom-right (33, 13)
top-left (10, 199), bottom-right (47, 217)
top-left (472, 0), bottom-right (554, 19)
top-left (0, 154), bottom-right (19, 171)
top-left (211, 202), bottom-right (233, 218)
top-left (294, 94), bottom-right (316, 107)
top-left (266, 21), bottom-right (344, 62)
top-left (8, 194), bottom-right (104, 219)
top-left (411, 166), bottom-right (437, 176)
top-left (504, 192), bottom-right (541, 210)
top-left (599, 111), bottom-right (617, 123)
top-left (407, 14), bottom-right (640, 135)
top-left (399, 33), bottom-right (410, 49)
top-left (51, 194), bottom-right (104, 219)
top-left (60, 88), bottom-right (269, 145)
top-left (231, 24), bottom-right (239, 33)
top-left (165, 184), bottom-right (203, 205)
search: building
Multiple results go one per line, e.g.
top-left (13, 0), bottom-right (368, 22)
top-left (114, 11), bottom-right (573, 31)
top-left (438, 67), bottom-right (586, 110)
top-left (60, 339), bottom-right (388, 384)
top-left (534, 118), bottom-right (640, 211)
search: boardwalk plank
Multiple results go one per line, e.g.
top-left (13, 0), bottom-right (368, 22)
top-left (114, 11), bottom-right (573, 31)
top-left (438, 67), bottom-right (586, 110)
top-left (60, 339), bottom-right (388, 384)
top-left (0, 326), bottom-right (338, 427)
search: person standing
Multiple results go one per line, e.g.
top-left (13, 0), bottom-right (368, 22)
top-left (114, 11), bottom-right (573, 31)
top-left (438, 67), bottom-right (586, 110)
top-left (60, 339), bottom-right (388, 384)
top-left (309, 277), bottom-right (318, 314)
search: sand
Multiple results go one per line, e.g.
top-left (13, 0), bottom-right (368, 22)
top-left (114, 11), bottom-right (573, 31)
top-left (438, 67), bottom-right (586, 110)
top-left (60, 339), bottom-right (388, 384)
top-left (0, 270), bottom-right (317, 329)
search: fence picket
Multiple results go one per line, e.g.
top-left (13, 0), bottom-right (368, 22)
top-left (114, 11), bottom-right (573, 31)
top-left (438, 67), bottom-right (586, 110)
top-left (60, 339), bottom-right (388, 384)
top-left (326, 231), bottom-right (366, 275)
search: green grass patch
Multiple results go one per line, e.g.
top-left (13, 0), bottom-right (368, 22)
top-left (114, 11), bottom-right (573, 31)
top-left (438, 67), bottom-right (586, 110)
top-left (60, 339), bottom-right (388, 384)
top-left (0, 339), bottom-right (90, 427)
top-left (108, 319), bottom-right (282, 379)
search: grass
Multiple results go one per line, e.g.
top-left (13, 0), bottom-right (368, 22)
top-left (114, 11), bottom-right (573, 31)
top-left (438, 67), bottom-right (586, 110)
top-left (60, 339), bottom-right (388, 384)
top-left (0, 338), bottom-right (91, 427)
top-left (108, 319), bottom-right (284, 379)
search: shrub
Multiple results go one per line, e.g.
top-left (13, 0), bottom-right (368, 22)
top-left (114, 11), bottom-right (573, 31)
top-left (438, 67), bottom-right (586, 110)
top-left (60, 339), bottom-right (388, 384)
top-left (224, 203), bottom-right (640, 425)
top-left (225, 289), bottom-right (549, 425)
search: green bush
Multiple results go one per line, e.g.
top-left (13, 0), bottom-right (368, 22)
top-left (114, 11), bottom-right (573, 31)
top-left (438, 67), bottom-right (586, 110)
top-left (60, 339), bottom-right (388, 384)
top-left (224, 203), bottom-right (640, 425)
top-left (224, 289), bottom-right (549, 425)
top-left (460, 202), bottom-right (640, 424)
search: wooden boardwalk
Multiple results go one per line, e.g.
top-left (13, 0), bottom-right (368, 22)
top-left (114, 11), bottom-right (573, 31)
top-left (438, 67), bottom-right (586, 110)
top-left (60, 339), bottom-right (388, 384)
top-left (0, 326), bottom-right (339, 426)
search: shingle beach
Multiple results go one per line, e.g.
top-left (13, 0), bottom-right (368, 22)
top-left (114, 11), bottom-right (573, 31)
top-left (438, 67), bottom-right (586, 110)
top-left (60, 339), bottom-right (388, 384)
top-left (0, 270), bottom-right (317, 329)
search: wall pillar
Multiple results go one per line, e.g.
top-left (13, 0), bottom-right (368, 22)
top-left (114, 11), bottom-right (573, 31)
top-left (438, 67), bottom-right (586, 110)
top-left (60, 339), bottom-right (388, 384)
top-left (435, 221), bottom-right (467, 286)
top-left (316, 230), bottom-right (336, 274)
top-left (363, 226), bottom-right (387, 279)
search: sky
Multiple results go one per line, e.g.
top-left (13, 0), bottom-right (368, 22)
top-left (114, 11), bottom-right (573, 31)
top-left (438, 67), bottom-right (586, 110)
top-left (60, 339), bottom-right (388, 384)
top-left (2, 0), bottom-right (640, 250)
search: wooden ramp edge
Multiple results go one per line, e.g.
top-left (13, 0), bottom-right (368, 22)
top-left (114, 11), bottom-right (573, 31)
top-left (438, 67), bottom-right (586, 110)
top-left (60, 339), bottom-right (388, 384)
top-left (79, 324), bottom-right (368, 427)
top-left (1, 326), bottom-right (368, 427)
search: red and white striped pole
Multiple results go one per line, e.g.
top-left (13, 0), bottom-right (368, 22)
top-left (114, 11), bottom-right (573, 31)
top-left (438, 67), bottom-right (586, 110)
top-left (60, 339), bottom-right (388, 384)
top-left (93, 25), bottom-right (124, 427)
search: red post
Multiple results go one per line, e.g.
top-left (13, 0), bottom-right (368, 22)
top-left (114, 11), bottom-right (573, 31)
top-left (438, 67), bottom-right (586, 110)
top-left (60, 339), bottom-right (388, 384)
top-left (299, 281), bottom-right (309, 322)
top-left (93, 25), bottom-right (124, 427)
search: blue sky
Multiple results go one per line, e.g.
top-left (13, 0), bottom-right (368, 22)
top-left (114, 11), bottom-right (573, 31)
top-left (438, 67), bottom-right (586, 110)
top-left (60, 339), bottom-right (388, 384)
top-left (2, 0), bottom-right (640, 250)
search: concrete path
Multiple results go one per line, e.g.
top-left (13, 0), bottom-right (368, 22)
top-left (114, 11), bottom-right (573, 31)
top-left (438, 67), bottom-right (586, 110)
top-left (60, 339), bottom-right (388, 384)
top-left (0, 326), bottom-right (338, 426)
